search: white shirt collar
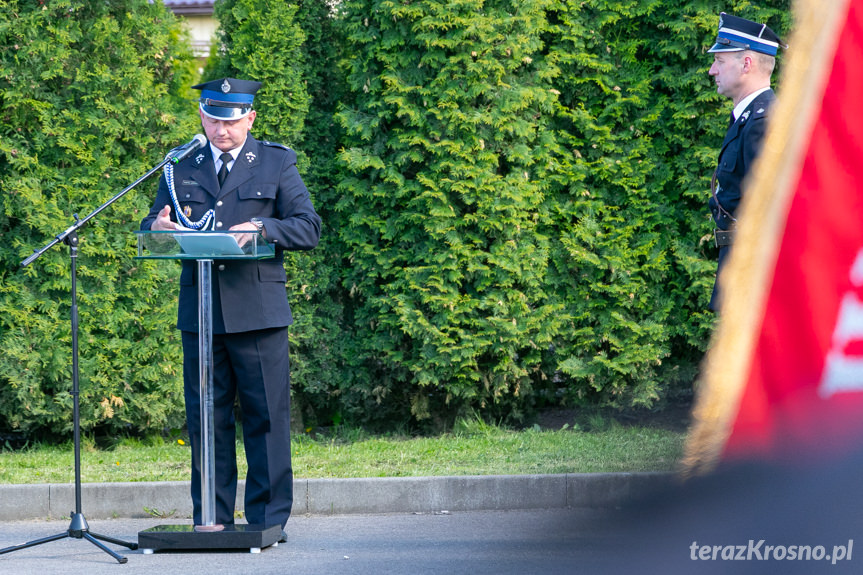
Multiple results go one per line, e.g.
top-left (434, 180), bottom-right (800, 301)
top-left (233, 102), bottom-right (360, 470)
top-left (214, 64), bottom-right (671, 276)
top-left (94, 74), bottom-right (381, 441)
top-left (209, 142), bottom-right (245, 169)
top-left (733, 87), bottom-right (771, 121)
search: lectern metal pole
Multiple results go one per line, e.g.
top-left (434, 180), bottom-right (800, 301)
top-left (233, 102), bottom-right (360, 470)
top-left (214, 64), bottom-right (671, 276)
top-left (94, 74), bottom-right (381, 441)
top-left (197, 259), bottom-right (218, 528)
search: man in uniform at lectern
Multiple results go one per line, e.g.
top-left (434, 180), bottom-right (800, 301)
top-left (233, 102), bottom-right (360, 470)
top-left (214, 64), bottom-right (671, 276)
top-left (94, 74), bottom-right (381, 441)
top-left (141, 77), bottom-right (321, 539)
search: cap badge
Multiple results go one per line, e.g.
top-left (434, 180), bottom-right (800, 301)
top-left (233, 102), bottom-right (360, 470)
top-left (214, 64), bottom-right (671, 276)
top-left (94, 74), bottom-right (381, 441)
top-left (221, 79), bottom-right (231, 93)
top-left (245, 151), bottom-right (256, 163)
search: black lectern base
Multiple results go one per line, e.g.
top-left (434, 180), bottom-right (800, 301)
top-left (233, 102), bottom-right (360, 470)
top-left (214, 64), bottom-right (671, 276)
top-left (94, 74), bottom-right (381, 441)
top-left (138, 523), bottom-right (281, 554)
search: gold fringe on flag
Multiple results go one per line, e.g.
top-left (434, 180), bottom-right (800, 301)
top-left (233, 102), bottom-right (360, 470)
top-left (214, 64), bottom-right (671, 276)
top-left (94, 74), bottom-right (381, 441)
top-left (681, 0), bottom-right (853, 477)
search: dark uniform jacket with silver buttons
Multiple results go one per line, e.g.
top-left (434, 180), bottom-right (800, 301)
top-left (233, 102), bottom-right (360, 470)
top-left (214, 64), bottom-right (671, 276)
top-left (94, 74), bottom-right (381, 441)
top-left (709, 89), bottom-right (775, 231)
top-left (140, 135), bottom-right (321, 334)
top-left (708, 89), bottom-right (774, 311)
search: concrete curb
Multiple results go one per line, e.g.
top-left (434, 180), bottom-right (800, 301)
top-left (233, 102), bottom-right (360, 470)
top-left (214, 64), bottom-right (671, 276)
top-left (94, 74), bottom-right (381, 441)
top-left (0, 473), bottom-right (673, 521)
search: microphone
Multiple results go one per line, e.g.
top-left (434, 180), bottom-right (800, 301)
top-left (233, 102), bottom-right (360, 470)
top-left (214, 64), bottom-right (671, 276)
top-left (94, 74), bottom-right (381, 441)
top-left (166, 134), bottom-right (207, 164)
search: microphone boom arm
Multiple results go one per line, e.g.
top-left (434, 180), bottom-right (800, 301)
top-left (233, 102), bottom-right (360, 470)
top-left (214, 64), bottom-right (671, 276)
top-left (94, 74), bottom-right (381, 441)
top-left (21, 151), bottom-right (173, 268)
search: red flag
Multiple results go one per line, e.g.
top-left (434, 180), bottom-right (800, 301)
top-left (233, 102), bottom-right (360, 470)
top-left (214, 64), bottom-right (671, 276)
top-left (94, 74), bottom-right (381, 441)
top-left (684, 0), bottom-right (863, 472)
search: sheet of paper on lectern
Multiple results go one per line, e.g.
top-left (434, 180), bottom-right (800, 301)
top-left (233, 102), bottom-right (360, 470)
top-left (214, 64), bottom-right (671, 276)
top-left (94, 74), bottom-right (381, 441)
top-left (173, 233), bottom-right (245, 256)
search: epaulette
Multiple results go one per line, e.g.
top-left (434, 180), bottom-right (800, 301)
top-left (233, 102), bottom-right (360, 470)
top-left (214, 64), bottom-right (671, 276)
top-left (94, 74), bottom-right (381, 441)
top-left (261, 140), bottom-right (292, 152)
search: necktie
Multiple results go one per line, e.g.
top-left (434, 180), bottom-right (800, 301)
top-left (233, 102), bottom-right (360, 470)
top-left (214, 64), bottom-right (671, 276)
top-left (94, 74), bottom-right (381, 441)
top-left (217, 152), bottom-right (232, 187)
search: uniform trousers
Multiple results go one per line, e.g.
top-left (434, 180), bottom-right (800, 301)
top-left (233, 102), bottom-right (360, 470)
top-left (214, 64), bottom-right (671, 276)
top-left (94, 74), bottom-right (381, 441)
top-left (709, 244), bottom-right (731, 312)
top-left (181, 327), bottom-right (293, 528)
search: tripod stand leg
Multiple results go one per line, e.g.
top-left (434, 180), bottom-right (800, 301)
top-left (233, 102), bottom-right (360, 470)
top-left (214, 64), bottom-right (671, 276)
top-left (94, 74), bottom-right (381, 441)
top-left (81, 532), bottom-right (128, 564)
top-left (0, 532), bottom-right (69, 555)
top-left (67, 512), bottom-right (136, 562)
top-left (89, 530), bottom-right (139, 550)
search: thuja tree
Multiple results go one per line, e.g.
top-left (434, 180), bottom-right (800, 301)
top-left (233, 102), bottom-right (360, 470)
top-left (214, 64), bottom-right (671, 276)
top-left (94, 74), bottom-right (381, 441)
top-left (205, 0), bottom-right (310, 145)
top-left (284, 0), bottom-right (355, 426)
top-left (203, 0), bottom-right (353, 426)
top-left (330, 0), bottom-right (794, 423)
top-left (0, 0), bottom-right (199, 436)
top-left (336, 0), bottom-right (563, 424)
top-left (541, 1), bottom-right (676, 408)
top-left (541, 0), bottom-right (792, 407)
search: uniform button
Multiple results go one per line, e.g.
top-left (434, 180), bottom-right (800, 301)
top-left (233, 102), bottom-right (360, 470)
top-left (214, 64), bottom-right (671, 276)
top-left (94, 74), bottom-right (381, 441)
top-left (216, 201), bottom-right (223, 207)
top-left (216, 221), bottom-right (223, 228)
top-left (256, 191), bottom-right (262, 196)
top-left (218, 265), bottom-right (225, 271)
top-left (185, 193), bottom-right (191, 198)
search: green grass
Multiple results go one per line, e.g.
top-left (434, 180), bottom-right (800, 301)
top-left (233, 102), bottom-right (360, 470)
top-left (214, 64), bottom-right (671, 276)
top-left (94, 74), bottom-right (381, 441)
top-left (0, 419), bottom-right (685, 484)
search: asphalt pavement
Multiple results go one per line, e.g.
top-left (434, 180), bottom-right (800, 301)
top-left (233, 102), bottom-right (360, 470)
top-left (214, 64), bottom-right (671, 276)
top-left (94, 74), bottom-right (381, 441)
top-left (3, 466), bottom-right (862, 575)
top-left (0, 508), bottom-right (620, 575)
top-left (0, 473), bottom-right (664, 574)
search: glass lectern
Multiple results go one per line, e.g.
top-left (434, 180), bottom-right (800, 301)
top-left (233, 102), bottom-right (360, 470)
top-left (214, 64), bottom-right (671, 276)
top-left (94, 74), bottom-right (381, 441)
top-left (134, 230), bottom-right (281, 553)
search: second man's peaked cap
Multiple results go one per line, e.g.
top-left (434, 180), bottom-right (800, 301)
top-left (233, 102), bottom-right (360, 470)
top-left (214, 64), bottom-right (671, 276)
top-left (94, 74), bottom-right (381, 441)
top-left (707, 13), bottom-right (785, 56)
top-left (192, 77), bottom-right (262, 120)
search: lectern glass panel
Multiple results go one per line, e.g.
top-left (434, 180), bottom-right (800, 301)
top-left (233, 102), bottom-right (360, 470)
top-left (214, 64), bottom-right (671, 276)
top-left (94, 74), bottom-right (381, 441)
top-left (132, 230), bottom-right (279, 552)
top-left (135, 230), bottom-right (275, 260)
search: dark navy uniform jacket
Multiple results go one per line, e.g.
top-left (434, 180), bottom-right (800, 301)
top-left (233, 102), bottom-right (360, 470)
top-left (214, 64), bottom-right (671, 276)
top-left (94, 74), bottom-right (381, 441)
top-left (708, 89), bottom-right (775, 310)
top-left (140, 135), bottom-right (321, 333)
top-left (709, 88), bottom-right (775, 231)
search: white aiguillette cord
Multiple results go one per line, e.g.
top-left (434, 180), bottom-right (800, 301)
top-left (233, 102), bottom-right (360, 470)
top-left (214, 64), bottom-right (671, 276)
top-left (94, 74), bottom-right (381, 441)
top-left (163, 161), bottom-right (215, 230)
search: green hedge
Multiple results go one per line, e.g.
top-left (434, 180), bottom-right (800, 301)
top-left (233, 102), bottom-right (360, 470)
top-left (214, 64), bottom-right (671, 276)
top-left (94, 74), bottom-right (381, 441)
top-left (0, 0), bottom-right (794, 438)
top-left (540, 1), bottom-right (791, 408)
top-left (0, 0), bottom-right (199, 437)
top-left (308, 0), bottom-right (791, 427)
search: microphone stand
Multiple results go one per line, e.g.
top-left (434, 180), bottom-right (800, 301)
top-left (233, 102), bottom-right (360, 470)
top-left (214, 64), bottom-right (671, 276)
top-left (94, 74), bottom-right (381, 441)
top-left (0, 153), bottom-right (179, 564)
